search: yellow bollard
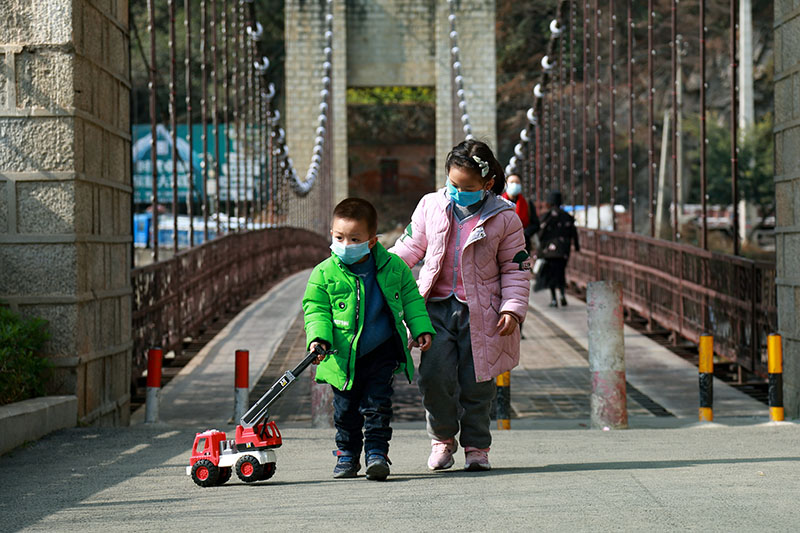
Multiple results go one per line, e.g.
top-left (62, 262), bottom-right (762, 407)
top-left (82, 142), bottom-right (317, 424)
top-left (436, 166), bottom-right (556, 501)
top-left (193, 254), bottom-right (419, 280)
top-left (698, 334), bottom-right (714, 422)
top-left (496, 371), bottom-right (511, 430)
top-left (768, 334), bottom-right (784, 422)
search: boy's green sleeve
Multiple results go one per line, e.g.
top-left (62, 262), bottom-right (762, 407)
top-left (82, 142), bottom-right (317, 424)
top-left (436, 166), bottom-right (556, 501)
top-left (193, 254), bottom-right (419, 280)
top-left (399, 263), bottom-right (435, 339)
top-left (302, 266), bottom-right (333, 350)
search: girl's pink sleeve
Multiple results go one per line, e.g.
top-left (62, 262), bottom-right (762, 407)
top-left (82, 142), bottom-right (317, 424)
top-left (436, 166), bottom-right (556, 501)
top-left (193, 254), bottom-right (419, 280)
top-left (388, 197), bottom-right (429, 267)
top-left (497, 213), bottom-right (531, 322)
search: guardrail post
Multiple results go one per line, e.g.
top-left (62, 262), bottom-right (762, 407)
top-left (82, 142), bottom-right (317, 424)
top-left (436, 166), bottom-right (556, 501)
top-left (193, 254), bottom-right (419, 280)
top-left (145, 348), bottom-right (163, 423)
top-left (496, 371), bottom-right (511, 430)
top-left (310, 365), bottom-right (334, 428)
top-left (587, 280), bottom-right (628, 429)
top-left (768, 334), bottom-right (784, 422)
top-left (698, 334), bottom-right (714, 422)
top-left (234, 349), bottom-right (249, 422)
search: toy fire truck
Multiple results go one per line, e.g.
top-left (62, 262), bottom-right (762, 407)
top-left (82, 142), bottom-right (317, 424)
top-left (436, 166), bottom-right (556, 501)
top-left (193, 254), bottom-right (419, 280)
top-left (187, 345), bottom-right (331, 487)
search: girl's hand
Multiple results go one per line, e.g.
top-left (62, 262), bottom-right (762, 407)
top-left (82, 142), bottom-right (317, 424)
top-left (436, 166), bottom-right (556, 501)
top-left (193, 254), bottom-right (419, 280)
top-left (309, 341), bottom-right (329, 364)
top-left (408, 333), bottom-right (433, 352)
top-left (497, 313), bottom-right (518, 336)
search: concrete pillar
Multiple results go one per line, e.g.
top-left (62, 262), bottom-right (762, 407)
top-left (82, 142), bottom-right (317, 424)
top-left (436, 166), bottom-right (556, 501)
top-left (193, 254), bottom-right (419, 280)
top-left (774, 1), bottom-right (800, 418)
top-left (0, 0), bottom-right (132, 425)
top-left (587, 281), bottom-right (628, 429)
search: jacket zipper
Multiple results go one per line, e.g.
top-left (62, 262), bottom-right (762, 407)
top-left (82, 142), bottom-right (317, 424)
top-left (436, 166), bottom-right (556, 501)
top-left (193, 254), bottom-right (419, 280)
top-left (343, 277), bottom-right (360, 390)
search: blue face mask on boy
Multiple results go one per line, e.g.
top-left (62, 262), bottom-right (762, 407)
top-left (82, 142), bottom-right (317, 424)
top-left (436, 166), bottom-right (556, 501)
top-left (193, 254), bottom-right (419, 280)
top-left (446, 181), bottom-right (486, 207)
top-left (330, 240), bottom-right (371, 265)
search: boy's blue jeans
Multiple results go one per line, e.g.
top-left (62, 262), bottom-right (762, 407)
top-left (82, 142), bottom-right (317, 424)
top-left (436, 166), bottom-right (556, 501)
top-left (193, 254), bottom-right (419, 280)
top-left (332, 336), bottom-right (400, 457)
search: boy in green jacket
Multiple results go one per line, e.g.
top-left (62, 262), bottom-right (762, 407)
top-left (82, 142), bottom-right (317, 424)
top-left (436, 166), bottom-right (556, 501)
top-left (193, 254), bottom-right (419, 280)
top-left (303, 198), bottom-right (434, 481)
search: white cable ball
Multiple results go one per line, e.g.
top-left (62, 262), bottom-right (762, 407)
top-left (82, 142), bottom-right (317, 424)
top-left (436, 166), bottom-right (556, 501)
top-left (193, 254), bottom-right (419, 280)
top-left (505, 164), bottom-right (514, 176)
top-left (286, 157), bottom-right (294, 167)
top-left (312, 154), bottom-right (322, 164)
top-left (461, 113), bottom-right (470, 124)
top-left (319, 102), bottom-right (329, 112)
top-left (456, 89), bottom-right (465, 99)
top-left (463, 124), bottom-right (472, 135)
top-left (323, 61), bottom-right (332, 72)
top-left (314, 136), bottom-right (325, 145)
top-left (510, 156), bottom-right (518, 167)
top-left (520, 128), bottom-right (530, 142)
top-left (455, 75), bottom-right (463, 85)
top-left (320, 88), bottom-right (330, 99)
top-left (550, 19), bottom-right (562, 35)
top-left (534, 83), bottom-right (544, 98)
top-left (265, 83), bottom-right (276, 100)
top-left (326, 13), bottom-right (334, 24)
top-left (448, 14), bottom-right (456, 23)
top-left (465, 133), bottom-right (475, 141)
top-left (514, 144), bottom-right (525, 158)
top-left (453, 61), bottom-right (462, 72)
top-left (318, 114), bottom-right (327, 126)
top-left (322, 76), bottom-right (331, 88)
top-left (458, 100), bottom-right (468, 111)
top-left (313, 144), bottom-right (324, 155)
top-left (450, 30), bottom-right (458, 40)
top-left (316, 126), bottom-right (326, 136)
top-left (324, 47), bottom-right (332, 60)
top-left (272, 109), bottom-right (281, 122)
top-left (325, 30), bottom-right (333, 42)
top-left (541, 55), bottom-right (554, 70)
top-left (527, 107), bottom-right (536, 123)
top-left (451, 46), bottom-right (460, 57)
top-left (310, 161), bottom-right (320, 171)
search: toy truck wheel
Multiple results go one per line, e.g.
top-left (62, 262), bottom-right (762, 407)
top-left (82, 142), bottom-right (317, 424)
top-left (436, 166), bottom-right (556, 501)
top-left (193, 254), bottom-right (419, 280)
top-left (260, 462), bottom-right (276, 480)
top-left (235, 455), bottom-right (264, 483)
top-left (216, 467), bottom-right (232, 485)
top-left (191, 459), bottom-right (220, 487)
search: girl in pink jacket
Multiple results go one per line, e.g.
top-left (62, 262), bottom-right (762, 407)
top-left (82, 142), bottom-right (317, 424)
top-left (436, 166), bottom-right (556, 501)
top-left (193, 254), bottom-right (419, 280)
top-left (391, 140), bottom-right (530, 472)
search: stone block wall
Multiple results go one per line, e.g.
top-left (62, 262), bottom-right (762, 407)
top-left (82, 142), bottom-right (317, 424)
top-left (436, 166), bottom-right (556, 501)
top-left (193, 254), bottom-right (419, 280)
top-left (0, 0), bottom-right (132, 425)
top-left (774, 0), bottom-right (800, 417)
top-left (285, 0), bottom-right (497, 210)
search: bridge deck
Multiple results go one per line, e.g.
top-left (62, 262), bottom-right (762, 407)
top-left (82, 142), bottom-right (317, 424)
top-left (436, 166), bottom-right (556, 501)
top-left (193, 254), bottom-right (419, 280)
top-left (134, 269), bottom-right (766, 428)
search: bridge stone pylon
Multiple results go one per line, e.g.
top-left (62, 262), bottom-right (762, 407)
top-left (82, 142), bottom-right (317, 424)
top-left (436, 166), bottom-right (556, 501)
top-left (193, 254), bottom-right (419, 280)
top-left (0, 0), bottom-right (132, 425)
top-left (284, 0), bottom-right (497, 211)
top-left (774, 2), bottom-right (800, 418)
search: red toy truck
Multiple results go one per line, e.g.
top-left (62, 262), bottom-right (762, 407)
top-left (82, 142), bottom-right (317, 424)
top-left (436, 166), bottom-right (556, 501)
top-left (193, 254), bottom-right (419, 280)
top-left (187, 345), bottom-right (330, 487)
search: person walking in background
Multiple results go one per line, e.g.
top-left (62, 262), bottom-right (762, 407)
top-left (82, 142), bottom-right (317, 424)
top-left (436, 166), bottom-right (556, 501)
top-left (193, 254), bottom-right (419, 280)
top-left (391, 139), bottom-right (530, 472)
top-left (501, 174), bottom-right (539, 253)
top-left (534, 191), bottom-right (579, 307)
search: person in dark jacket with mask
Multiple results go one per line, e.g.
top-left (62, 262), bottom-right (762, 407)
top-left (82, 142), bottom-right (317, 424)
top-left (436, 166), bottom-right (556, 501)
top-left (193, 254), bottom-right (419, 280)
top-left (534, 191), bottom-right (579, 307)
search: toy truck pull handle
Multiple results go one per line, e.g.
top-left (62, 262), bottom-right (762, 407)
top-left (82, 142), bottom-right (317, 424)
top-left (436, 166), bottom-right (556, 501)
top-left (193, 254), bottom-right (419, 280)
top-left (239, 344), bottom-right (334, 428)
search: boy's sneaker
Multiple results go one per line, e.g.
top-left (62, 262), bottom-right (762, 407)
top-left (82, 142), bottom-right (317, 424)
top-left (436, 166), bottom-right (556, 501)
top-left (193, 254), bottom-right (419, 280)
top-left (427, 438), bottom-right (457, 471)
top-left (332, 451), bottom-right (360, 479)
top-left (464, 447), bottom-right (491, 471)
top-left (365, 451), bottom-right (391, 481)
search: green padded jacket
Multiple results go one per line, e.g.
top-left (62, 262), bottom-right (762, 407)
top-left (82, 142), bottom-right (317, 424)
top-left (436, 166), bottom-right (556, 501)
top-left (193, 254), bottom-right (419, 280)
top-left (302, 242), bottom-right (435, 391)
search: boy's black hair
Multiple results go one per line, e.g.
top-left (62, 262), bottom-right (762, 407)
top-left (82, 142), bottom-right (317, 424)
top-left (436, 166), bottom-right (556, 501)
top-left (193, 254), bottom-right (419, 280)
top-left (332, 197), bottom-right (378, 235)
top-left (445, 139), bottom-right (506, 195)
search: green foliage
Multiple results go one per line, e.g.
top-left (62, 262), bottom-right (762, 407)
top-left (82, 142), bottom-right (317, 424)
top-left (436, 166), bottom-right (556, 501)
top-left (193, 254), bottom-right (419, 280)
top-left (0, 307), bottom-right (52, 406)
top-left (683, 112), bottom-right (774, 219)
top-left (346, 87), bottom-right (434, 105)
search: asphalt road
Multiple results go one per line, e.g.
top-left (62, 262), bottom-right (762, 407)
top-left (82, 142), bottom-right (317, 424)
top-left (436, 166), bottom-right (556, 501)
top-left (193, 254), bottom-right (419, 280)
top-left (3, 419), bottom-right (800, 532)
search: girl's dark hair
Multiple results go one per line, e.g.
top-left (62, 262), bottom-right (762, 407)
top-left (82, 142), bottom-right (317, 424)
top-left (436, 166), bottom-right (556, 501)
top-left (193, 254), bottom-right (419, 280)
top-left (445, 139), bottom-right (506, 195)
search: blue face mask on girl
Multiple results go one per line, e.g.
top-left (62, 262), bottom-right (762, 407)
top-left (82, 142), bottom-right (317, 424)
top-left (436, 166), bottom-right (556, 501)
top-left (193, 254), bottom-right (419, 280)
top-left (330, 240), bottom-right (371, 265)
top-left (446, 181), bottom-right (486, 207)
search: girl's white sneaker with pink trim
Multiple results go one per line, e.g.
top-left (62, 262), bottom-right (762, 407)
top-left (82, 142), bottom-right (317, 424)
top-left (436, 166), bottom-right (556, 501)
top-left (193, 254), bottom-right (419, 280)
top-left (427, 438), bottom-right (457, 470)
top-left (464, 447), bottom-right (491, 471)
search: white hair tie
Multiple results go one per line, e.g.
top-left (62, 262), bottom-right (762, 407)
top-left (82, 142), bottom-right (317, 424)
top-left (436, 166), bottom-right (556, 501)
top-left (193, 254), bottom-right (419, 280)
top-left (472, 155), bottom-right (490, 178)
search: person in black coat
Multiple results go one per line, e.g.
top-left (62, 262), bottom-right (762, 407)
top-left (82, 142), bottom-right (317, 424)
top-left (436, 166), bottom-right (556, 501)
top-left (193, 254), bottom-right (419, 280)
top-left (534, 191), bottom-right (580, 307)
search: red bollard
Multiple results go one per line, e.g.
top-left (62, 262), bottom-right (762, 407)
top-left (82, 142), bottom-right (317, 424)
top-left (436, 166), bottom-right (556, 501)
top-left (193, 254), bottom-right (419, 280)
top-left (234, 349), bottom-right (249, 423)
top-left (145, 348), bottom-right (163, 423)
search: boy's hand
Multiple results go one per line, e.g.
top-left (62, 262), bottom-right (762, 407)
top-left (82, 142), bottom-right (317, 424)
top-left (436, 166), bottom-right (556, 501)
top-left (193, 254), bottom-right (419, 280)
top-left (497, 313), bottom-right (518, 336)
top-left (409, 333), bottom-right (433, 352)
top-left (309, 341), bottom-right (329, 364)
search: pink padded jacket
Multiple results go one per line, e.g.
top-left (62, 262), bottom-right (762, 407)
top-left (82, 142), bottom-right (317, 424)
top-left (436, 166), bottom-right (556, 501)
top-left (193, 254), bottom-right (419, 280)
top-left (390, 188), bottom-right (531, 382)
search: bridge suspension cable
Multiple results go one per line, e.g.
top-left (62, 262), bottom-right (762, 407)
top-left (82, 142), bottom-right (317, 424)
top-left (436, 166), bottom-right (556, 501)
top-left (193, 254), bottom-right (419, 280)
top-left (447, 0), bottom-right (475, 143)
